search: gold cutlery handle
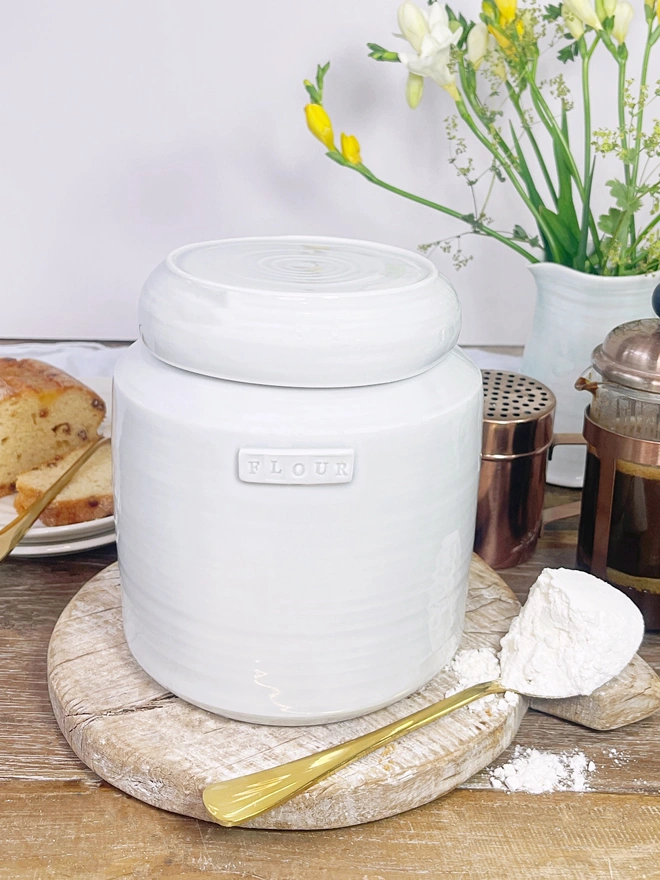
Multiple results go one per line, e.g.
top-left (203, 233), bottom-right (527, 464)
top-left (203, 679), bottom-right (505, 827)
top-left (0, 435), bottom-right (111, 561)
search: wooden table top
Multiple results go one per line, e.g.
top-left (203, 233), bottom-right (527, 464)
top-left (2, 484), bottom-right (659, 880)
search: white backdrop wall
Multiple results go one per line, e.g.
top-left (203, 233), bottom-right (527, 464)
top-left (1, 1), bottom-right (657, 342)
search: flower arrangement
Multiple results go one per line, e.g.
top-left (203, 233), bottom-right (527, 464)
top-left (303, 0), bottom-right (660, 275)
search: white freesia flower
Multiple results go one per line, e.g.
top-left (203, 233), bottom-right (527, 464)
top-left (400, 33), bottom-right (456, 84)
top-left (397, 0), bottom-right (430, 53)
top-left (561, 4), bottom-right (585, 38)
top-left (466, 22), bottom-right (489, 68)
top-left (603, 0), bottom-right (617, 16)
top-left (612, 0), bottom-right (634, 42)
top-left (562, 0), bottom-right (603, 30)
top-left (397, 2), bottom-right (461, 103)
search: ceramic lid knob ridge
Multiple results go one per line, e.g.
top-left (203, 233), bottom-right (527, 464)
top-left (138, 236), bottom-right (462, 389)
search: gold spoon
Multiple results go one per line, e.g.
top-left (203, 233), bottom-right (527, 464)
top-left (0, 435), bottom-right (110, 561)
top-left (203, 680), bottom-right (507, 827)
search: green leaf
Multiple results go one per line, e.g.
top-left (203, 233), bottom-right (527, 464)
top-left (607, 179), bottom-right (643, 213)
top-left (508, 123), bottom-right (556, 259)
top-left (554, 107), bottom-right (581, 247)
top-left (539, 205), bottom-right (579, 263)
top-left (557, 42), bottom-right (579, 63)
top-left (576, 159), bottom-right (596, 272)
top-left (599, 207), bottom-right (623, 236)
top-left (544, 3), bottom-right (563, 20)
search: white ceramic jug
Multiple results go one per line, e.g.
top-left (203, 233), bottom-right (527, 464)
top-left (113, 237), bottom-right (482, 725)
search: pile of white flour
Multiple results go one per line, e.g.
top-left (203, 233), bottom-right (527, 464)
top-left (445, 648), bottom-right (598, 794)
top-left (498, 568), bottom-right (644, 698)
top-left (489, 746), bottom-right (596, 793)
top-left (444, 568), bottom-right (644, 793)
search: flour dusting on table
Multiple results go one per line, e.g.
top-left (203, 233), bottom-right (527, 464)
top-left (489, 746), bottom-right (596, 793)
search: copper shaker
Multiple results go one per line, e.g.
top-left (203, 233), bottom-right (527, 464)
top-left (475, 371), bottom-right (556, 569)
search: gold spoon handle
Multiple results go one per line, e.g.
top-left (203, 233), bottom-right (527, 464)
top-left (0, 435), bottom-right (111, 561)
top-left (203, 679), bottom-right (505, 827)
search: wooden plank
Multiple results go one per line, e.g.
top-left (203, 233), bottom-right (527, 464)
top-left (1, 783), bottom-right (659, 880)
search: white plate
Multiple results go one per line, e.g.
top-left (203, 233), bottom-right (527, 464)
top-left (0, 375), bottom-right (114, 545)
top-left (0, 495), bottom-right (114, 543)
top-left (10, 529), bottom-right (116, 558)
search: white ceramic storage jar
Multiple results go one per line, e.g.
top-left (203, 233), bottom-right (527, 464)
top-left (113, 237), bottom-right (482, 725)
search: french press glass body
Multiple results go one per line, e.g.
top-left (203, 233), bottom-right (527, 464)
top-left (576, 285), bottom-right (660, 628)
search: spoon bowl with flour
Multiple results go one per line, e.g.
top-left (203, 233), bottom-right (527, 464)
top-left (203, 568), bottom-right (645, 827)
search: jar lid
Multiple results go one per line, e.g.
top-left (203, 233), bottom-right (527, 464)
top-left (592, 318), bottom-right (660, 394)
top-left (138, 236), bottom-right (461, 388)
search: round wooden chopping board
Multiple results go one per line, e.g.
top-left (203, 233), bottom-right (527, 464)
top-left (48, 555), bottom-right (527, 830)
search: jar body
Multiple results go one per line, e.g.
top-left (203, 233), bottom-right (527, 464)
top-left (113, 342), bottom-right (482, 724)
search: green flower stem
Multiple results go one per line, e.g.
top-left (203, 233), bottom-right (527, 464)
top-left (617, 53), bottom-right (635, 256)
top-left (506, 84), bottom-right (559, 208)
top-left (347, 163), bottom-right (539, 262)
top-left (452, 96), bottom-right (558, 255)
top-left (580, 36), bottom-right (596, 198)
top-left (629, 20), bottom-right (657, 250)
top-left (458, 63), bottom-right (518, 169)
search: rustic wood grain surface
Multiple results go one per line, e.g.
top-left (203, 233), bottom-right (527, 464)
top-left (47, 557), bottom-right (528, 830)
top-left (2, 485), bottom-right (660, 878)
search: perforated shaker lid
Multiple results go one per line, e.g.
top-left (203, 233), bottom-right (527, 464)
top-left (481, 371), bottom-right (556, 457)
top-left (138, 236), bottom-right (462, 388)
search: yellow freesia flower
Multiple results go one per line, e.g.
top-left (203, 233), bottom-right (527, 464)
top-left (495, 0), bottom-right (517, 25)
top-left (340, 133), bottom-right (362, 165)
top-left (482, 0), bottom-right (498, 19)
top-left (489, 25), bottom-right (512, 49)
top-left (305, 104), bottom-right (336, 151)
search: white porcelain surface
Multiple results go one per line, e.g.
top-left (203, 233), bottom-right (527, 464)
top-left (0, 495), bottom-right (114, 543)
top-left (113, 341), bottom-right (482, 724)
top-left (521, 264), bottom-right (658, 487)
top-left (139, 237), bottom-right (461, 388)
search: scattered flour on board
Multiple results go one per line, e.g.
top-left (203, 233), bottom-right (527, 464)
top-left (445, 648), bottom-right (599, 793)
top-left (445, 647), bottom-right (519, 715)
top-left (489, 746), bottom-right (597, 793)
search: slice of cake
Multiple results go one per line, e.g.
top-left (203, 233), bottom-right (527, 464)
top-left (0, 358), bottom-right (106, 497)
top-left (14, 441), bottom-right (113, 526)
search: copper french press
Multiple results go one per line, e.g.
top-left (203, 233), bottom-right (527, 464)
top-left (576, 286), bottom-right (660, 628)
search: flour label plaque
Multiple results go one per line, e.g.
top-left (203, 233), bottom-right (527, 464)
top-left (238, 448), bottom-right (355, 485)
